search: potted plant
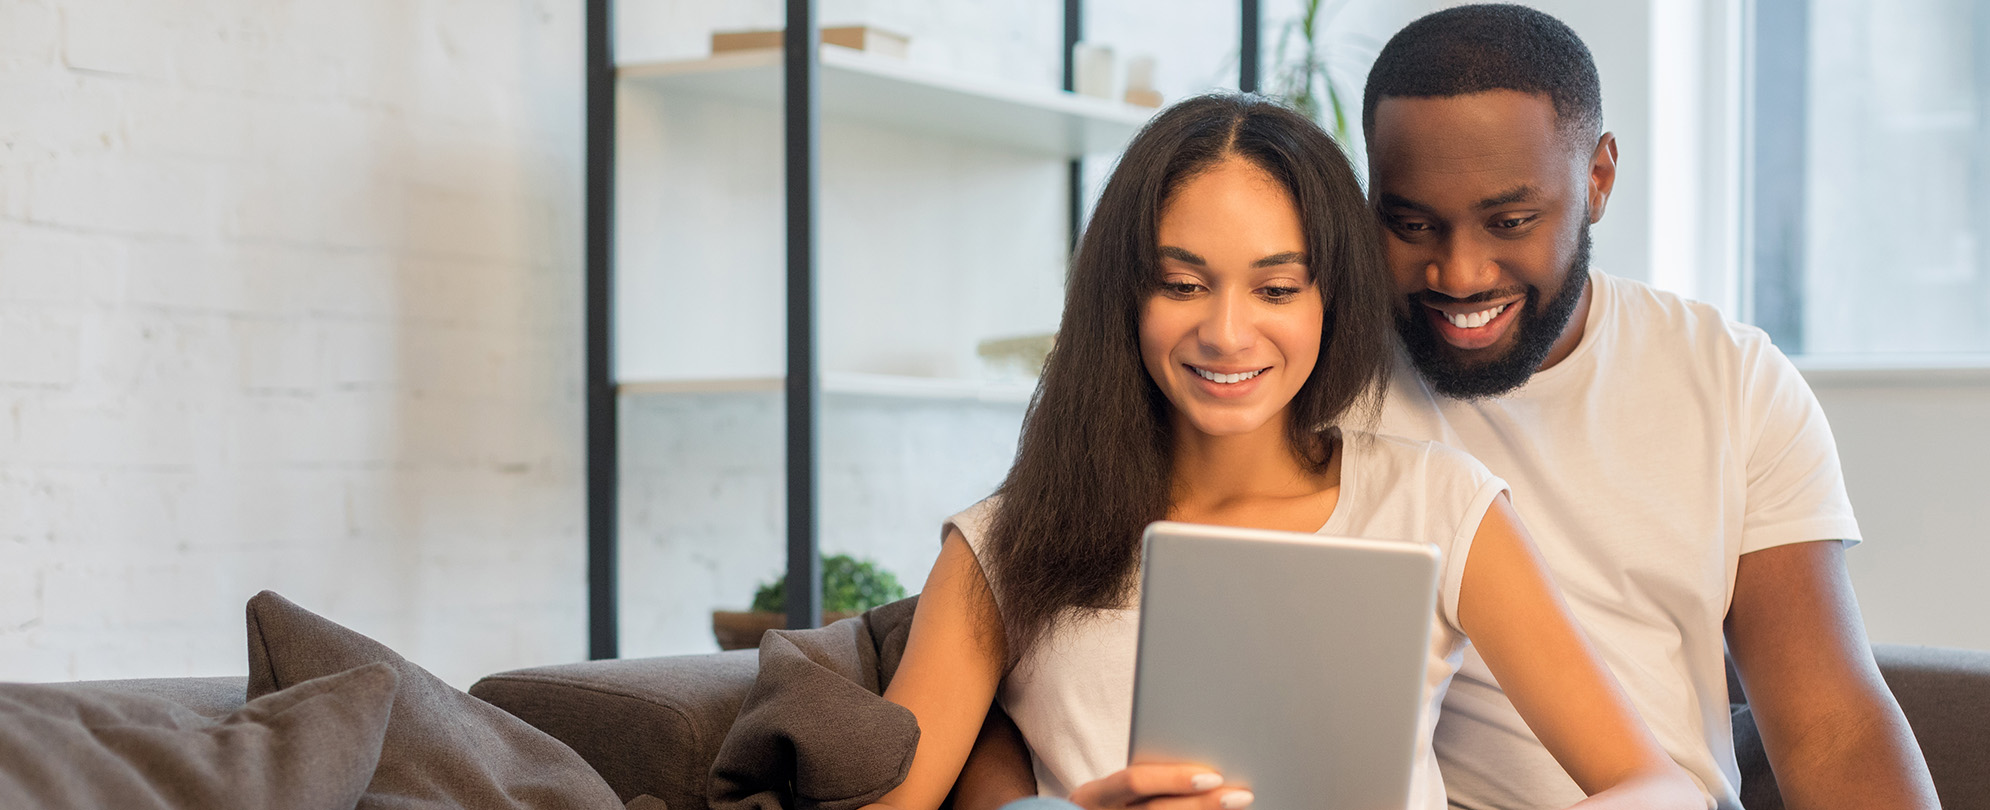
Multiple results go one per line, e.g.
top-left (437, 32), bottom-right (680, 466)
top-left (711, 554), bottom-right (910, 650)
top-left (1269, 0), bottom-right (1353, 145)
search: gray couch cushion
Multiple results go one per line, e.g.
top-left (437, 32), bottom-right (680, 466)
top-left (67, 676), bottom-right (249, 718)
top-left (1876, 643), bottom-right (1990, 809)
top-left (472, 650), bottom-right (762, 808)
top-left (470, 597), bottom-right (924, 810)
top-left (708, 618), bottom-right (920, 810)
top-left (0, 662), bottom-right (397, 810)
top-left (247, 590), bottom-right (623, 810)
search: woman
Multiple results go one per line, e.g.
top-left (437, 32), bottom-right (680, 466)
top-left (869, 94), bottom-right (1706, 810)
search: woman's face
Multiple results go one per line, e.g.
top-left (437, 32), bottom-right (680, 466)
top-left (1140, 157), bottom-right (1322, 441)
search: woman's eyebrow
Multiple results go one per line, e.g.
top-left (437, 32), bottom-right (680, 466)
top-left (1160, 246), bottom-right (1304, 268)
top-left (1253, 251), bottom-right (1305, 267)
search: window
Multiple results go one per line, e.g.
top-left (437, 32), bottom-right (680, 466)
top-left (1747, 0), bottom-right (1990, 357)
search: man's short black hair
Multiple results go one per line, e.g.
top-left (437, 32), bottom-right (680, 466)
top-left (1361, 3), bottom-right (1602, 146)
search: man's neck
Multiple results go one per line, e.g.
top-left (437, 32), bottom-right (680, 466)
top-left (1536, 273), bottom-right (1595, 372)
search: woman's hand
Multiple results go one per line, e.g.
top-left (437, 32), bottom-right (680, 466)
top-left (1067, 765), bottom-right (1252, 810)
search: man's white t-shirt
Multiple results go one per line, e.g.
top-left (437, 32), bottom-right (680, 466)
top-left (1377, 270), bottom-right (1862, 810)
top-left (947, 430), bottom-right (1508, 810)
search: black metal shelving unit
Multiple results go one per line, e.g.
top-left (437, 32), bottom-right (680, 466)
top-left (583, 0), bottom-right (1262, 658)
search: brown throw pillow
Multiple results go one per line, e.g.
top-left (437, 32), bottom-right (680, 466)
top-left (245, 590), bottom-right (623, 810)
top-left (0, 661), bottom-right (398, 810)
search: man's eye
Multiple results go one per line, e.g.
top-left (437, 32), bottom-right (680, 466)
top-left (1494, 216), bottom-right (1534, 229)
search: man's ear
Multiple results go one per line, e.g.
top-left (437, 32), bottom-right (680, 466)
top-left (1586, 132), bottom-right (1618, 223)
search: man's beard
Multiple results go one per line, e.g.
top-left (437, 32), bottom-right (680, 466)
top-left (1396, 223), bottom-right (1591, 400)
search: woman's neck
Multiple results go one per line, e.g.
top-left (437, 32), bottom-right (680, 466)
top-left (1167, 416), bottom-right (1336, 517)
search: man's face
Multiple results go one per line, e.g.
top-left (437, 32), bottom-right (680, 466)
top-left (1368, 90), bottom-right (1614, 399)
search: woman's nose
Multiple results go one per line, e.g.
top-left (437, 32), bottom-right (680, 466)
top-left (1196, 291), bottom-right (1256, 354)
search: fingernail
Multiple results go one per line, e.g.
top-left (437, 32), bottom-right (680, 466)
top-left (1220, 790), bottom-right (1254, 809)
top-left (1190, 773), bottom-right (1222, 791)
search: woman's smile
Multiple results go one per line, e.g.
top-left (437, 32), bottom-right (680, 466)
top-left (1184, 364), bottom-right (1272, 398)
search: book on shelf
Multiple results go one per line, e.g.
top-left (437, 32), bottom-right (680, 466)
top-left (711, 26), bottom-right (910, 60)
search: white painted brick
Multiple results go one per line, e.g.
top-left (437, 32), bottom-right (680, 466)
top-left (123, 241), bottom-right (261, 314)
top-left (0, 2), bottom-right (59, 70)
top-left (0, 566), bottom-right (40, 631)
top-left (24, 154), bottom-right (217, 238)
top-left (168, 468), bottom-right (349, 549)
top-left (233, 318), bottom-right (322, 391)
top-left (3, 71), bottom-right (127, 159)
top-left (319, 318), bottom-right (401, 387)
top-left (0, 223), bottom-right (126, 304)
top-left (0, 313), bottom-right (81, 386)
top-left (120, 89), bottom-right (256, 163)
top-left (74, 310), bottom-right (236, 394)
top-left (291, 252), bottom-right (401, 320)
top-left (60, 0), bottom-right (166, 76)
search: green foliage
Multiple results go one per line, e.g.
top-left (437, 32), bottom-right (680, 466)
top-left (1269, 0), bottom-right (1351, 145)
top-left (750, 554), bottom-right (908, 614)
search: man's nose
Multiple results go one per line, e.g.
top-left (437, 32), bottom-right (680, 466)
top-left (1426, 234), bottom-right (1499, 299)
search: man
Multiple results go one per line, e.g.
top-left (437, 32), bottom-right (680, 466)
top-left (1362, 5), bottom-right (1936, 809)
top-left (954, 6), bottom-right (1939, 810)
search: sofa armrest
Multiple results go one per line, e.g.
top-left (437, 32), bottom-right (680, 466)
top-left (470, 650), bottom-right (759, 809)
top-left (1874, 643), bottom-right (1990, 807)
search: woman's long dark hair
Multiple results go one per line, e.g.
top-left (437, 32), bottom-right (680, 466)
top-left (983, 93), bottom-right (1395, 669)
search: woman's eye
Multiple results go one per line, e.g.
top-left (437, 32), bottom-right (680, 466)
top-left (1262, 286), bottom-right (1304, 301)
top-left (1161, 282), bottom-right (1201, 297)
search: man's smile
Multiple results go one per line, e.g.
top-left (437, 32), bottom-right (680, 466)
top-left (1419, 295), bottom-right (1525, 352)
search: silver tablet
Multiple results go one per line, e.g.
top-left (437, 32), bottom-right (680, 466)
top-left (1129, 521), bottom-right (1441, 810)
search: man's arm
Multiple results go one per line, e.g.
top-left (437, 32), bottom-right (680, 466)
top-left (947, 704), bottom-right (1245, 810)
top-left (1725, 539), bottom-right (1939, 809)
top-left (945, 705), bottom-right (1036, 810)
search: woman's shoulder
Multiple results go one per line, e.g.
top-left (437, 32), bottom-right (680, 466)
top-left (942, 496), bottom-right (1001, 555)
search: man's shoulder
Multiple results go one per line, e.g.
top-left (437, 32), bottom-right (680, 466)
top-left (1595, 272), bottom-right (1783, 366)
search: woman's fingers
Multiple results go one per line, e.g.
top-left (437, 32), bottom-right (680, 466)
top-left (1066, 765), bottom-right (1252, 810)
top-left (1139, 791), bottom-right (1254, 810)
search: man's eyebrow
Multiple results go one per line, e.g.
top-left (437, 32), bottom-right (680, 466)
top-left (1159, 246), bottom-right (1205, 265)
top-left (1253, 251), bottom-right (1306, 268)
top-left (1477, 185), bottom-right (1539, 208)
top-left (1377, 193), bottom-right (1435, 214)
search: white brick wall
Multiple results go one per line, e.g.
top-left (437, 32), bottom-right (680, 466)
top-left (0, 0), bottom-right (585, 688)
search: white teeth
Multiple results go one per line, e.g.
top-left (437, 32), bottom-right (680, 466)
top-left (1443, 304), bottom-right (1508, 329)
top-left (1192, 366), bottom-right (1262, 384)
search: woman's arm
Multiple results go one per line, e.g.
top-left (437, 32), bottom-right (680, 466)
top-left (1457, 494), bottom-right (1709, 810)
top-left (867, 531), bottom-right (1011, 810)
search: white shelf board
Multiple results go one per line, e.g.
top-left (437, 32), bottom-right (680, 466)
top-left (1794, 354), bottom-right (1990, 387)
top-left (618, 48), bottom-right (1155, 157)
top-left (619, 372), bottom-right (1037, 404)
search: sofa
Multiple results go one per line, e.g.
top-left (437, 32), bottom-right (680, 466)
top-left (5, 594), bottom-right (1987, 810)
